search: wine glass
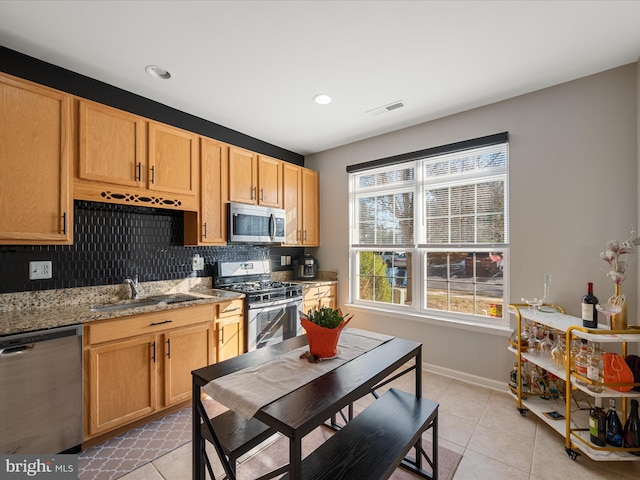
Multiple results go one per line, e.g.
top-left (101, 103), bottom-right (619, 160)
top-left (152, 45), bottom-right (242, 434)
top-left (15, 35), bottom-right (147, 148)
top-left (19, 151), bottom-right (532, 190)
top-left (522, 297), bottom-right (543, 311)
top-left (596, 302), bottom-right (622, 329)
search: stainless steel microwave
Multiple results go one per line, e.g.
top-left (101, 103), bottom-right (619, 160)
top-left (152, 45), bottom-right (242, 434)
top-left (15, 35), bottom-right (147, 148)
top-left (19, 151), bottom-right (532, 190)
top-left (228, 202), bottom-right (286, 243)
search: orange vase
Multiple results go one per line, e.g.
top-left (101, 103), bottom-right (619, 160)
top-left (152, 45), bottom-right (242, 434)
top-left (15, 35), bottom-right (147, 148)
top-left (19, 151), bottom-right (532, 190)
top-left (301, 317), bottom-right (351, 358)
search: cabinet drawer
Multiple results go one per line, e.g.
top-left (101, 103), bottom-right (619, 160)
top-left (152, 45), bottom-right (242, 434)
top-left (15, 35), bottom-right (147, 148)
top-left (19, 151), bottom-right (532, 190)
top-left (87, 304), bottom-right (214, 345)
top-left (217, 298), bottom-right (244, 318)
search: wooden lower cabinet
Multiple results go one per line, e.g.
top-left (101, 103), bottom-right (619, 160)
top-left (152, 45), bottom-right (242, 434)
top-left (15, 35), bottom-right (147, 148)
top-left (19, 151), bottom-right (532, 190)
top-left (84, 304), bottom-right (216, 441)
top-left (164, 322), bottom-right (214, 406)
top-left (87, 335), bottom-right (157, 437)
top-left (216, 315), bottom-right (243, 362)
top-left (216, 298), bottom-right (245, 361)
top-left (302, 283), bottom-right (337, 315)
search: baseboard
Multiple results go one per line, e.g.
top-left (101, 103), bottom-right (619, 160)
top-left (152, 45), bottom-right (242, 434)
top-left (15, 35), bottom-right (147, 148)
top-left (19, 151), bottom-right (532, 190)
top-left (422, 361), bottom-right (506, 392)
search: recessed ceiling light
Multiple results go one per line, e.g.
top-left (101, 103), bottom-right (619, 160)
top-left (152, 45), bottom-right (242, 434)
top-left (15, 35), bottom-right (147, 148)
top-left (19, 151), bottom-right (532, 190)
top-left (145, 65), bottom-right (171, 80)
top-left (312, 94), bottom-right (332, 105)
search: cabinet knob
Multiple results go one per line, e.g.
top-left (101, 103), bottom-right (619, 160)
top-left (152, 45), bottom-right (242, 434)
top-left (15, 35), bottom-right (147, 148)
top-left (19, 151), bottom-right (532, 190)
top-left (203, 222), bottom-right (207, 239)
top-left (150, 165), bottom-right (155, 184)
top-left (252, 186), bottom-right (257, 200)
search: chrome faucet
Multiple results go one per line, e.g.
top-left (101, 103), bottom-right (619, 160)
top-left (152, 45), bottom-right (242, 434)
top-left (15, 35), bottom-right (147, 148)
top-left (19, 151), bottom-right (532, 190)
top-left (124, 275), bottom-right (140, 300)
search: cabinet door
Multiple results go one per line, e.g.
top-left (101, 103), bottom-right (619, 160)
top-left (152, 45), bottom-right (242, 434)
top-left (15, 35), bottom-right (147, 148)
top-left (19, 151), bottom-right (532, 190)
top-left (318, 284), bottom-right (337, 309)
top-left (301, 167), bottom-right (320, 246)
top-left (0, 74), bottom-right (72, 244)
top-left (164, 323), bottom-right (213, 406)
top-left (228, 146), bottom-right (257, 204)
top-left (78, 100), bottom-right (146, 187)
top-left (197, 137), bottom-right (227, 244)
top-left (302, 286), bottom-right (318, 315)
top-left (257, 155), bottom-right (282, 207)
top-left (148, 122), bottom-right (198, 196)
top-left (283, 163), bottom-right (302, 245)
top-left (87, 335), bottom-right (157, 437)
top-left (216, 316), bottom-right (244, 362)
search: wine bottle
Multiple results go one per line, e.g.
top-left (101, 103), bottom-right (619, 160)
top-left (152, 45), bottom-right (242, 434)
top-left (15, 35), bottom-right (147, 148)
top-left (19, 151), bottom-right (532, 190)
top-left (581, 282), bottom-right (598, 328)
top-left (606, 399), bottom-right (623, 447)
top-left (589, 397), bottom-right (606, 446)
top-left (624, 399), bottom-right (640, 455)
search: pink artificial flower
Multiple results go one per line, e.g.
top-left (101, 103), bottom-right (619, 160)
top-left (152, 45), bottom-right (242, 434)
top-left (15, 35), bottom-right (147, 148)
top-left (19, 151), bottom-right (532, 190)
top-left (608, 271), bottom-right (626, 284)
top-left (600, 250), bottom-right (616, 266)
top-left (606, 240), bottom-right (620, 253)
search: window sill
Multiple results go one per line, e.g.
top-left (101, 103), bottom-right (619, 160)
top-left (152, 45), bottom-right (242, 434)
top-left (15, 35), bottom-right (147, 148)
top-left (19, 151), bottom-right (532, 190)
top-left (345, 303), bottom-right (513, 337)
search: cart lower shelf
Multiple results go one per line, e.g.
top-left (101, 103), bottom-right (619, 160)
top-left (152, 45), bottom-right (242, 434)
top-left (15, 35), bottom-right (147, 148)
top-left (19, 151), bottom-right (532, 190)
top-left (508, 390), bottom-right (640, 461)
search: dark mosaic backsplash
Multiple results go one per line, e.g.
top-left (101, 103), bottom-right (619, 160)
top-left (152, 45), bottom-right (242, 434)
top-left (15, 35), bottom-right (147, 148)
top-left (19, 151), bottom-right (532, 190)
top-left (0, 201), bottom-right (301, 294)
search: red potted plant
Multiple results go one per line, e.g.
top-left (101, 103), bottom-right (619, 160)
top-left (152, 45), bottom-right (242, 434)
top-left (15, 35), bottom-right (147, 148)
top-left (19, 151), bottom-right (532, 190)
top-left (300, 307), bottom-right (352, 359)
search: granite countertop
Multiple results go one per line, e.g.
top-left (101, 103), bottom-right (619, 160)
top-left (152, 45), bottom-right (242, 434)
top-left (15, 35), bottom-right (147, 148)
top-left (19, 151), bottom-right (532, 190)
top-left (271, 270), bottom-right (338, 286)
top-left (0, 278), bottom-right (244, 337)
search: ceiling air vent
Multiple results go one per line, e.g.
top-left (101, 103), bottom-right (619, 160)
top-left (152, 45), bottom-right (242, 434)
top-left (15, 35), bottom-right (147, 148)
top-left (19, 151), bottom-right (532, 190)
top-left (366, 100), bottom-right (405, 117)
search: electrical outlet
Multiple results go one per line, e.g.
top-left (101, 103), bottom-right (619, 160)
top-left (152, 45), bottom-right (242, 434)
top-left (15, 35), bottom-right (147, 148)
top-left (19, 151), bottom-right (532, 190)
top-left (29, 261), bottom-right (52, 280)
top-left (280, 256), bottom-right (287, 266)
top-left (192, 254), bottom-right (205, 271)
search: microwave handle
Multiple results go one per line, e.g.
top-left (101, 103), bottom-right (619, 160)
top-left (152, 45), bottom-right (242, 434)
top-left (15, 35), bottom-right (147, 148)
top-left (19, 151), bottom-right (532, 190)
top-left (269, 213), bottom-right (275, 240)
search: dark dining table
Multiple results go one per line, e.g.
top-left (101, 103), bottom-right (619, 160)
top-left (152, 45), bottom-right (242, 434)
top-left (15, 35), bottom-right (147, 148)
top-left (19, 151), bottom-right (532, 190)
top-left (191, 333), bottom-right (423, 480)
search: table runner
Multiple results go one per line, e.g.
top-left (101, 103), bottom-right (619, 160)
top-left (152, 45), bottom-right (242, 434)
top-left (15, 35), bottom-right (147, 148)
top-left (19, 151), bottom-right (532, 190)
top-left (202, 328), bottom-right (393, 418)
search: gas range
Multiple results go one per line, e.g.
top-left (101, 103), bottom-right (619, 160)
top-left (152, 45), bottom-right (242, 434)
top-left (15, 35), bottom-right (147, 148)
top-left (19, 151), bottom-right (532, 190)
top-left (214, 260), bottom-right (304, 351)
top-left (214, 260), bottom-right (303, 305)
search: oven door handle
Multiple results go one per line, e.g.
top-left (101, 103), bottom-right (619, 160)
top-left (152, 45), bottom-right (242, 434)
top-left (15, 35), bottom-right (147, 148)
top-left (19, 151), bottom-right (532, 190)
top-left (249, 297), bottom-right (302, 310)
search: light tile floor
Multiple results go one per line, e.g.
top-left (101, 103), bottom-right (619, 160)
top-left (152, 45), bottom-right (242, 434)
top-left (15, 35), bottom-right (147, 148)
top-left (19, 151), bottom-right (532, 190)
top-left (118, 370), bottom-right (640, 480)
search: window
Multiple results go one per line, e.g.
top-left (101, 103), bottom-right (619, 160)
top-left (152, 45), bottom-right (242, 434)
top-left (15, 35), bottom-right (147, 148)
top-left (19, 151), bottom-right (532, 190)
top-left (349, 134), bottom-right (508, 325)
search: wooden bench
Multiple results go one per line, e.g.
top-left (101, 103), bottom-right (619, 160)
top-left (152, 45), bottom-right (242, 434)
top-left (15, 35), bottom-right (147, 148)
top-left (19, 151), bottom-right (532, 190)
top-left (281, 387), bottom-right (439, 480)
top-left (198, 404), bottom-right (276, 479)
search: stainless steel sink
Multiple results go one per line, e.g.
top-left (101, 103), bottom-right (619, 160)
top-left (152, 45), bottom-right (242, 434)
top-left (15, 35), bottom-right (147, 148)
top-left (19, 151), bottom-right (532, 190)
top-left (149, 293), bottom-right (202, 304)
top-left (90, 299), bottom-right (160, 312)
top-left (89, 293), bottom-right (203, 312)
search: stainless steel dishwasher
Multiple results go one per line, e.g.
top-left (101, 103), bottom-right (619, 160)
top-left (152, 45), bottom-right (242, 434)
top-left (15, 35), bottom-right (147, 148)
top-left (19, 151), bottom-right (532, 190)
top-left (0, 324), bottom-right (83, 454)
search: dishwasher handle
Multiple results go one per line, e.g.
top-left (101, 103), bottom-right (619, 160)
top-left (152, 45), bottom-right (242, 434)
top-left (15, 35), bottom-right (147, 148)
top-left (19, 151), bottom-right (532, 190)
top-left (0, 344), bottom-right (35, 355)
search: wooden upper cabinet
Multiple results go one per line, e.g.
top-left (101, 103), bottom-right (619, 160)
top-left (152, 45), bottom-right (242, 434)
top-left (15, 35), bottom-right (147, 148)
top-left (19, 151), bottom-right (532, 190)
top-left (78, 100), bottom-right (146, 187)
top-left (257, 155), bottom-right (283, 207)
top-left (301, 167), bottom-right (320, 246)
top-left (228, 147), bottom-right (282, 207)
top-left (0, 73), bottom-right (72, 244)
top-left (283, 163), bottom-right (302, 245)
top-left (75, 101), bottom-right (198, 210)
top-left (148, 122), bottom-right (198, 196)
top-left (228, 146), bottom-right (257, 204)
top-left (185, 137), bottom-right (228, 245)
top-left (283, 165), bottom-right (320, 246)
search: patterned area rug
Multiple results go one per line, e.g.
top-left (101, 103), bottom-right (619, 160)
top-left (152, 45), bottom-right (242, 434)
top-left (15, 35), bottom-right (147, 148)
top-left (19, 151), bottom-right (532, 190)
top-left (78, 407), bottom-right (193, 480)
top-left (78, 400), bottom-right (462, 480)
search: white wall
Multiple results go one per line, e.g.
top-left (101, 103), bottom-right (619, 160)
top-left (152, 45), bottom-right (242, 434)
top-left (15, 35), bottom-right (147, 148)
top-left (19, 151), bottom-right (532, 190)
top-left (305, 63), bottom-right (639, 385)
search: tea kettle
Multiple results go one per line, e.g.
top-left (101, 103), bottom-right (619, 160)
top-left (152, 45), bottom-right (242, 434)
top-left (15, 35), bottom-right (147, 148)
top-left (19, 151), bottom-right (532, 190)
top-left (294, 254), bottom-right (318, 280)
